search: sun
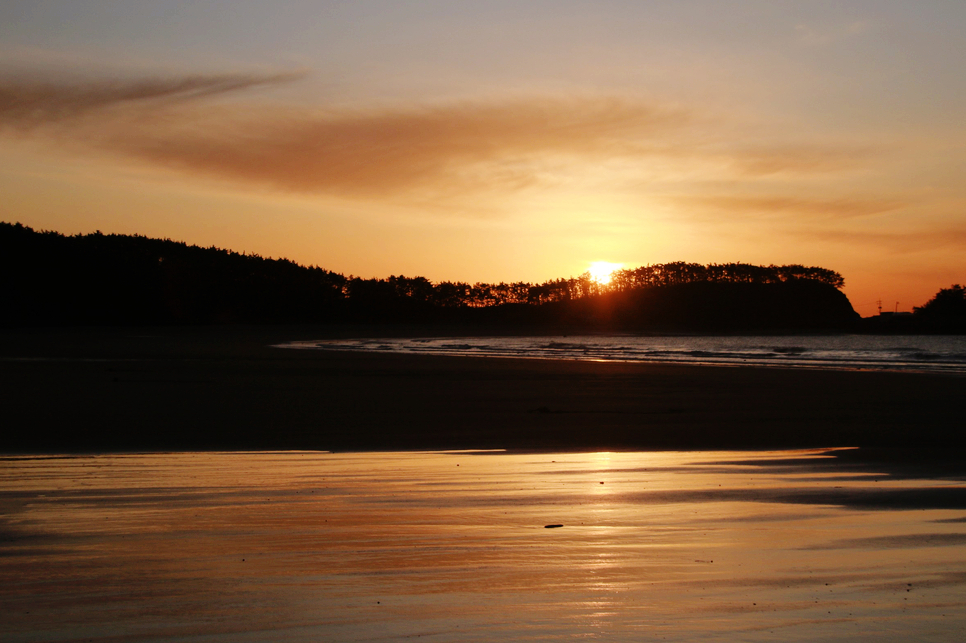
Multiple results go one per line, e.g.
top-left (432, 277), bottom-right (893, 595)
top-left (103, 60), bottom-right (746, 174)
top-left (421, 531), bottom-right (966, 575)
top-left (588, 261), bottom-right (623, 285)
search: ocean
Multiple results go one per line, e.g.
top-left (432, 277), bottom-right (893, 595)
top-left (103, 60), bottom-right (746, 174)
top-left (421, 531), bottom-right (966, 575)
top-left (279, 334), bottom-right (966, 374)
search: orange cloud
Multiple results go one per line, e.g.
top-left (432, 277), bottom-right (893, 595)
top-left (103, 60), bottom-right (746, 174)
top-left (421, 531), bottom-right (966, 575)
top-left (803, 227), bottom-right (966, 253)
top-left (0, 70), bottom-right (886, 205)
top-left (671, 195), bottom-right (907, 221)
top-left (107, 98), bottom-right (691, 197)
top-left (0, 72), bottom-right (698, 197)
top-left (724, 145), bottom-right (878, 176)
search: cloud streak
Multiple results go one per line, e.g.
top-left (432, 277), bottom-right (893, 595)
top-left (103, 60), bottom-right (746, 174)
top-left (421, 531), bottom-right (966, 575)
top-left (0, 70), bottom-right (884, 203)
top-left (724, 145), bottom-right (878, 176)
top-left (0, 71), bottom-right (304, 130)
top-left (803, 226), bottom-right (966, 253)
top-left (112, 98), bottom-right (692, 197)
top-left (672, 195), bottom-right (907, 221)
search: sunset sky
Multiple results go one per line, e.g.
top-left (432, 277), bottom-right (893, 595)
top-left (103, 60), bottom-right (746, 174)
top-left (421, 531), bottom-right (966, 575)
top-left (1, 1), bottom-right (964, 316)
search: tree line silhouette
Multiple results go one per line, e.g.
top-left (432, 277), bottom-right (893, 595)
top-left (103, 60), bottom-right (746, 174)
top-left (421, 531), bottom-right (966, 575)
top-left (2, 221), bottom-right (864, 330)
top-left (909, 284), bottom-right (966, 332)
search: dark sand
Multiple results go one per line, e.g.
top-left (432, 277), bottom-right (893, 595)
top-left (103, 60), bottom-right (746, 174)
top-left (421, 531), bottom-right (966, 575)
top-left (2, 326), bottom-right (962, 463)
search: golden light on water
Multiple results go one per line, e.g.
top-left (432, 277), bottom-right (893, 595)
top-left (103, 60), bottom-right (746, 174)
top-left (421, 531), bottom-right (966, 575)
top-left (588, 261), bottom-right (622, 285)
top-left (4, 450), bottom-right (966, 640)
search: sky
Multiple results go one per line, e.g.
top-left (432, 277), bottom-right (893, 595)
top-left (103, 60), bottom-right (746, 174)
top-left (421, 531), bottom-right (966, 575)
top-left (1, 1), bottom-right (964, 315)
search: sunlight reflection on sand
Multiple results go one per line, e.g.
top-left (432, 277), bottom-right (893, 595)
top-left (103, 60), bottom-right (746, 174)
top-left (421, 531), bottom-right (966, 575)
top-left (2, 450), bottom-right (966, 641)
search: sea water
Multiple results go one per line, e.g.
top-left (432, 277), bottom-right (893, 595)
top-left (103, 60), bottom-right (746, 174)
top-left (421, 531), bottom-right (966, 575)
top-left (3, 450), bottom-right (966, 642)
top-left (280, 334), bottom-right (966, 374)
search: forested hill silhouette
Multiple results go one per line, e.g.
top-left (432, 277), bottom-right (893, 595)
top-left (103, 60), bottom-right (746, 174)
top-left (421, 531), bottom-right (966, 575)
top-left (1, 222), bottom-right (858, 330)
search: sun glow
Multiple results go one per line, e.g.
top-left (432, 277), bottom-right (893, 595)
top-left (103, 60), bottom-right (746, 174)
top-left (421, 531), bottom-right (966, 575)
top-left (588, 261), bottom-right (622, 285)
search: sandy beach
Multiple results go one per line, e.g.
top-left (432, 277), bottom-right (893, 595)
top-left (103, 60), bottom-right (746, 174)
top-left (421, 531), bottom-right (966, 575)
top-left (4, 328), bottom-right (966, 642)
top-left (2, 326), bottom-right (962, 458)
top-left (3, 450), bottom-right (966, 642)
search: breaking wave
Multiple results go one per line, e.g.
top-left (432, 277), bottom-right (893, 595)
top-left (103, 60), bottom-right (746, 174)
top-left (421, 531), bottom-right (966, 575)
top-left (278, 335), bottom-right (966, 374)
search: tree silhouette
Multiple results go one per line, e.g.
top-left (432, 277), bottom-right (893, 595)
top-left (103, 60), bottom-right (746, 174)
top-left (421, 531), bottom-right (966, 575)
top-left (914, 285), bottom-right (966, 331)
top-left (1, 221), bottom-right (861, 330)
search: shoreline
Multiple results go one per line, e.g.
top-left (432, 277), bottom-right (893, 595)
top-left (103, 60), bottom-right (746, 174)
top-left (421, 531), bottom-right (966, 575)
top-left (2, 326), bottom-right (963, 460)
top-left (277, 342), bottom-right (966, 377)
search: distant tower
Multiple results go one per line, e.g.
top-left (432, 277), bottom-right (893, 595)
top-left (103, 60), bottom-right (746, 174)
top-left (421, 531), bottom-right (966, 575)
top-left (877, 299), bottom-right (882, 315)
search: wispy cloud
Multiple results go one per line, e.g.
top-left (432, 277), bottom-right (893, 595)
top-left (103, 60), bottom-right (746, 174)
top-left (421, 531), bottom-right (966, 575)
top-left (669, 195), bottom-right (907, 221)
top-left (112, 98), bottom-right (691, 196)
top-left (0, 70), bottom-right (886, 205)
top-left (803, 226), bottom-right (966, 253)
top-left (0, 72), bottom-right (694, 197)
top-left (0, 71), bottom-right (304, 130)
top-left (723, 145), bottom-right (878, 176)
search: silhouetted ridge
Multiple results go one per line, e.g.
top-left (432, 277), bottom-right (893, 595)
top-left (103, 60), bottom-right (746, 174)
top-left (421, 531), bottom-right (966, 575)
top-left (1, 221), bottom-right (858, 329)
top-left (554, 280), bottom-right (859, 331)
top-left (855, 285), bottom-right (965, 334)
top-left (1, 222), bottom-right (347, 325)
top-left (912, 285), bottom-right (966, 332)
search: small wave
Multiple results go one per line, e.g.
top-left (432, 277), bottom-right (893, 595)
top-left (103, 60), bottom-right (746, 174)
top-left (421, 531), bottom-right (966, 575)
top-left (316, 342), bottom-right (364, 350)
top-left (540, 342), bottom-right (588, 350)
top-left (281, 335), bottom-right (966, 374)
top-left (772, 346), bottom-right (808, 355)
top-left (683, 350), bottom-right (721, 358)
top-left (905, 350), bottom-right (966, 363)
top-left (438, 343), bottom-right (478, 350)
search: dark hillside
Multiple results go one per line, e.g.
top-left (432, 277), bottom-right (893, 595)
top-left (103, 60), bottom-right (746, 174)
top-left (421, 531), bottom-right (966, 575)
top-left (532, 280), bottom-right (857, 332)
top-left (1, 222), bottom-right (348, 326)
top-left (1, 222), bottom-right (858, 331)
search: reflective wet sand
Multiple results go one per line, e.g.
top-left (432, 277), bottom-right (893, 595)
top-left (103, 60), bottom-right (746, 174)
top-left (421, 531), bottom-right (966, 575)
top-left (3, 450), bottom-right (966, 641)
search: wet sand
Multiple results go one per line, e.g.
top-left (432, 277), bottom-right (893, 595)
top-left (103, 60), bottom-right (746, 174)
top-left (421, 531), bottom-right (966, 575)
top-left (1, 326), bottom-right (963, 458)
top-left (3, 450), bottom-right (966, 642)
